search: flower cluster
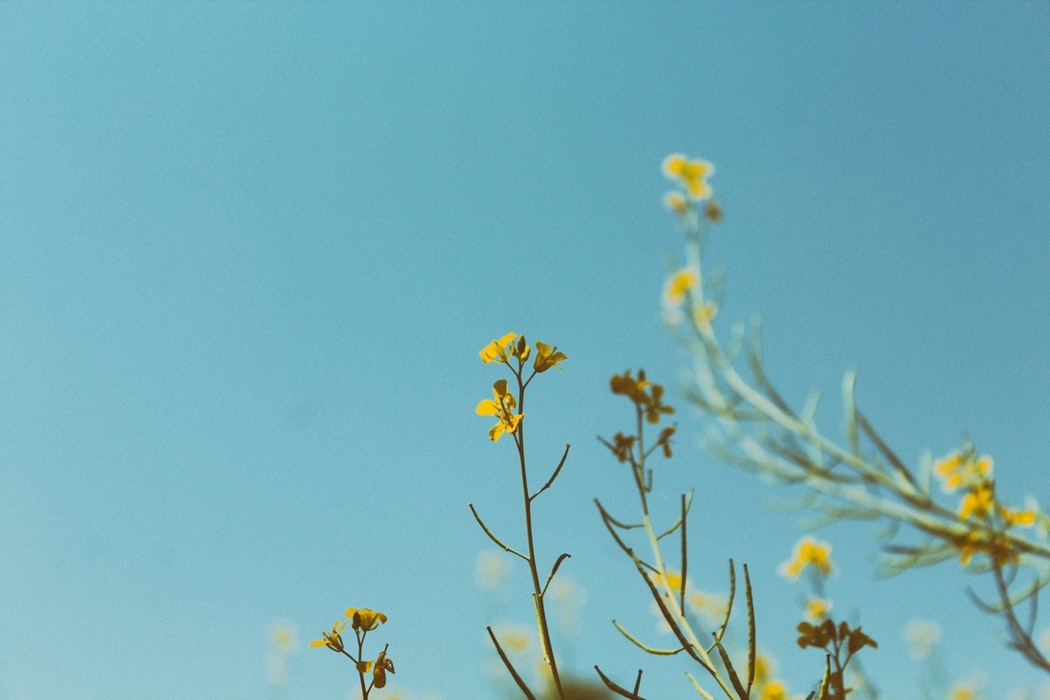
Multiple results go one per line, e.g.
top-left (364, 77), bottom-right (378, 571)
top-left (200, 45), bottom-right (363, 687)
top-left (310, 607), bottom-right (393, 697)
top-left (661, 152), bottom-right (722, 223)
top-left (777, 536), bottom-right (833, 581)
top-left (934, 446), bottom-right (1038, 565)
top-left (475, 333), bottom-right (566, 443)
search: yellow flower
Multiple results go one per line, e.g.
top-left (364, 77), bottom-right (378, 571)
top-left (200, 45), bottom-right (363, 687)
top-left (904, 619), bottom-right (941, 660)
top-left (1001, 504), bottom-right (1038, 528)
top-left (662, 153), bottom-right (715, 200)
top-left (663, 269), bottom-right (698, 307)
top-left (347, 607), bottom-right (388, 632)
top-left (533, 341), bottom-right (567, 373)
top-left (480, 332), bottom-right (517, 364)
top-left (804, 597), bottom-right (832, 621)
top-left (663, 191), bottom-right (690, 214)
top-left (309, 618), bottom-right (348, 652)
top-left (476, 379), bottom-right (523, 442)
top-left (694, 301), bottom-right (718, 328)
top-left (958, 482), bottom-right (995, 519)
top-left (757, 679), bottom-right (790, 700)
top-left (778, 536), bottom-right (833, 580)
top-left (934, 449), bottom-right (993, 493)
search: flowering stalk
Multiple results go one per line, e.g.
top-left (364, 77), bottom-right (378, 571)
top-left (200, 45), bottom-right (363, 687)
top-left (309, 607), bottom-right (393, 698)
top-left (473, 333), bottom-right (570, 699)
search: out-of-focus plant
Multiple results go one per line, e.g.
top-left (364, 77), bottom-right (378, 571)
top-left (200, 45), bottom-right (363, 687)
top-left (309, 607), bottom-right (395, 698)
top-left (657, 151), bottom-right (1050, 674)
top-left (595, 369), bottom-right (875, 699)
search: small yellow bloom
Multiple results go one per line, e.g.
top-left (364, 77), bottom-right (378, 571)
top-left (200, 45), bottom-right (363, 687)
top-left (1001, 504), bottom-right (1038, 528)
top-left (663, 191), bottom-right (690, 214)
top-left (662, 153), bottom-right (715, 201)
top-left (757, 679), bottom-right (790, 700)
top-left (309, 618), bottom-right (348, 652)
top-left (533, 341), bottom-right (567, 373)
top-left (694, 301), bottom-right (718, 328)
top-left (347, 607), bottom-right (388, 632)
top-left (372, 648), bottom-right (395, 688)
top-left (935, 449), bottom-right (993, 493)
top-left (778, 536), bottom-right (833, 580)
top-left (663, 269), bottom-right (698, 307)
top-left (476, 379), bottom-right (523, 442)
top-left (958, 482), bottom-right (995, 520)
top-left (480, 332), bottom-right (517, 364)
top-left (804, 597), bottom-right (832, 621)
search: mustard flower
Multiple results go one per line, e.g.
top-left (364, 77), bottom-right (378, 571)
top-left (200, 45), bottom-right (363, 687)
top-left (663, 269), bottom-right (698, 307)
top-left (309, 618), bottom-right (348, 652)
top-left (348, 607), bottom-right (388, 632)
top-left (663, 191), bottom-right (690, 214)
top-left (804, 597), bottom-right (832, 621)
top-left (903, 619), bottom-right (941, 660)
top-left (372, 648), bottom-right (395, 688)
top-left (662, 153), bottom-right (715, 201)
top-left (756, 679), bottom-right (791, 700)
top-left (959, 482), bottom-right (995, 520)
top-left (934, 449), bottom-right (993, 493)
top-left (533, 341), bottom-right (567, 373)
top-left (480, 332), bottom-right (517, 365)
top-left (778, 536), bottom-right (833, 580)
top-left (476, 379), bottom-right (523, 442)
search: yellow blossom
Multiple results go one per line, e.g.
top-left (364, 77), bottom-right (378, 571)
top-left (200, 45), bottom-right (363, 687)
top-left (663, 191), bottom-right (690, 214)
top-left (476, 379), bottom-right (523, 442)
top-left (309, 618), bottom-right (348, 652)
top-left (533, 341), bottom-right (567, 373)
top-left (662, 153), bottom-right (716, 200)
top-left (372, 648), bottom-right (395, 688)
top-left (804, 597), bottom-right (832, 621)
top-left (1001, 504), bottom-right (1038, 528)
top-left (663, 269), bottom-right (698, 307)
top-left (757, 679), bottom-right (790, 700)
top-left (479, 332), bottom-right (517, 364)
top-left (694, 301), bottom-right (718, 328)
top-left (347, 607), bottom-right (388, 632)
top-left (778, 536), bottom-right (833, 580)
top-left (959, 482), bottom-right (995, 519)
top-left (935, 449), bottom-right (993, 493)
top-left (904, 619), bottom-right (941, 660)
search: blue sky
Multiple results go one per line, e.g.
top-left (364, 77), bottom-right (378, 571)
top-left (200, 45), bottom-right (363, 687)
top-left (2, 2), bottom-right (1049, 698)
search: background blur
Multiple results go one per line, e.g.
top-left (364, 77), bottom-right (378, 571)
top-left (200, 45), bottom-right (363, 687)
top-left (2, 2), bottom-right (1049, 698)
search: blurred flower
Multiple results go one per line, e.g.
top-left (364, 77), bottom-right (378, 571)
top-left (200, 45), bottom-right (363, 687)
top-left (756, 679), bottom-right (791, 700)
top-left (778, 536), bottom-right (833, 580)
top-left (704, 199), bottom-right (723, 222)
top-left (475, 550), bottom-right (511, 592)
top-left (663, 269), bottom-right (697, 308)
top-left (661, 153), bottom-right (715, 200)
top-left (476, 378), bottom-right (523, 442)
top-left (903, 619), bottom-right (941, 660)
top-left (480, 332), bottom-right (517, 365)
top-left (663, 191), bottom-right (690, 214)
top-left (804, 597), bottom-right (832, 621)
top-left (935, 449), bottom-right (993, 494)
top-left (265, 620), bottom-right (299, 688)
top-left (348, 607), bottom-right (388, 632)
top-left (959, 482), bottom-right (995, 520)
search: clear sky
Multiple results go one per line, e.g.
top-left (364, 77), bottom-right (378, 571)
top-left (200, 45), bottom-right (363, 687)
top-left (2, 2), bottom-right (1049, 699)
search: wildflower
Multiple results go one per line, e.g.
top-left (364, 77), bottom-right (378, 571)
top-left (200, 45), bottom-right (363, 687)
top-left (1001, 503), bottom-right (1038, 528)
top-left (663, 269), bottom-right (698, 307)
top-left (533, 341), bottom-right (567, 373)
top-left (475, 550), bottom-right (511, 591)
top-left (935, 449), bottom-right (993, 493)
top-left (480, 332), bottom-right (517, 365)
top-left (959, 482), bottom-right (995, 520)
top-left (903, 619), bottom-right (941, 660)
top-left (662, 153), bottom-right (715, 200)
top-left (693, 301), bottom-right (718, 328)
top-left (804, 597), bottom-right (832, 621)
top-left (310, 618), bottom-right (348, 652)
top-left (348, 607), bottom-right (388, 632)
top-left (663, 191), bottom-right (690, 214)
top-left (778, 536), bottom-right (833, 580)
top-left (757, 679), bottom-right (791, 700)
top-left (611, 369), bottom-right (674, 424)
top-left (476, 379), bottom-right (523, 442)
